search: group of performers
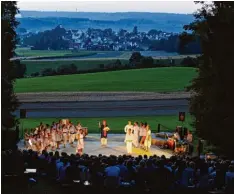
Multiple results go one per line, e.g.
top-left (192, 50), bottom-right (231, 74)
top-left (124, 121), bottom-right (152, 154)
top-left (24, 119), bottom-right (152, 156)
top-left (24, 119), bottom-right (193, 156)
top-left (24, 119), bottom-right (85, 155)
top-left (171, 126), bottom-right (193, 154)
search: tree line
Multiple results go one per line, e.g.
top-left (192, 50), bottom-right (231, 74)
top-left (26, 53), bottom-right (197, 78)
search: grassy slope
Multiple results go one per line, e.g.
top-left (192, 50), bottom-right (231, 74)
top-left (23, 59), bottom-right (129, 75)
top-left (19, 115), bottom-right (194, 137)
top-left (15, 67), bottom-right (196, 93)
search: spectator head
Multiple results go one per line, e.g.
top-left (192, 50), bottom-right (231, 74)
top-left (139, 160), bottom-right (145, 168)
top-left (126, 160), bottom-right (133, 168)
top-left (189, 161), bottom-right (195, 169)
top-left (228, 165), bottom-right (234, 172)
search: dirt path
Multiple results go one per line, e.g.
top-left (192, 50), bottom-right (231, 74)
top-left (16, 91), bottom-right (190, 102)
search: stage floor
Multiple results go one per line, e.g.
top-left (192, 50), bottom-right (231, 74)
top-left (18, 134), bottom-right (173, 158)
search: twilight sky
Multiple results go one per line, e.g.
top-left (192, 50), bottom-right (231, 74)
top-left (17, 1), bottom-right (200, 14)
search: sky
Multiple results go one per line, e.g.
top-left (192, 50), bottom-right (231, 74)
top-left (17, 1), bottom-right (200, 14)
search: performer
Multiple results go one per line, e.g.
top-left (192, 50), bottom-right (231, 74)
top-left (34, 127), bottom-right (39, 135)
top-left (174, 128), bottom-right (181, 141)
top-left (43, 128), bottom-right (49, 150)
top-left (186, 130), bottom-right (193, 143)
top-left (51, 127), bottom-right (57, 150)
top-left (125, 128), bottom-right (133, 154)
top-left (56, 124), bottom-right (62, 149)
top-left (76, 129), bottom-right (84, 155)
top-left (140, 123), bottom-right (147, 148)
top-left (69, 122), bottom-right (76, 147)
top-left (62, 124), bottom-right (68, 148)
top-left (124, 121), bottom-right (133, 133)
top-left (76, 122), bottom-right (82, 140)
top-left (24, 131), bottom-right (30, 148)
top-left (39, 130), bottom-right (45, 152)
top-left (29, 135), bottom-right (37, 151)
top-left (144, 125), bottom-right (152, 152)
top-left (36, 134), bottom-right (43, 153)
top-left (132, 122), bottom-right (140, 147)
top-left (139, 122), bottom-right (144, 144)
top-left (186, 130), bottom-right (193, 155)
top-left (99, 120), bottom-right (110, 147)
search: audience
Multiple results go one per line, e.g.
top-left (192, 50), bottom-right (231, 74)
top-left (2, 147), bottom-right (234, 193)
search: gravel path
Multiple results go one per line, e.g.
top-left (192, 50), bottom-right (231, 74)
top-left (17, 91), bottom-right (190, 102)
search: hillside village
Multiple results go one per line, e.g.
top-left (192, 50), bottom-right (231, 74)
top-left (18, 25), bottom-right (175, 51)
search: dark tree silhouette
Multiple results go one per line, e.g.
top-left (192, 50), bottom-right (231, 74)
top-left (181, 1), bottom-right (234, 157)
top-left (2, 1), bottom-right (20, 130)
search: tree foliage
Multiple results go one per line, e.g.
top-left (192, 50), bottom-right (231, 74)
top-left (2, 1), bottom-right (20, 129)
top-left (181, 1), bottom-right (234, 157)
top-left (14, 60), bottom-right (27, 78)
top-left (24, 25), bottom-right (69, 50)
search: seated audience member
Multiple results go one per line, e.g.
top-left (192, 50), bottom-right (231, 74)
top-left (57, 158), bottom-right (70, 182)
top-left (104, 159), bottom-right (121, 188)
top-left (226, 165), bottom-right (234, 190)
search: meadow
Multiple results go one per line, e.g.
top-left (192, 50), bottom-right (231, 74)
top-left (15, 67), bottom-right (197, 93)
top-left (19, 115), bottom-right (194, 138)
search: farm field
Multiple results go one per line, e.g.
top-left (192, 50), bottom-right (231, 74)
top-left (19, 115), bottom-right (194, 138)
top-left (15, 67), bottom-right (196, 93)
top-left (16, 48), bottom-right (183, 58)
top-left (15, 47), bottom-right (97, 57)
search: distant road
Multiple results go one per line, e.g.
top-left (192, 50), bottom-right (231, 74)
top-left (17, 91), bottom-right (190, 102)
top-left (15, 99), bottom-right (189, 118)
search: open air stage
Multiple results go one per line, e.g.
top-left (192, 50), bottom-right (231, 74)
top-left (17, 134), bottom-right (173, 158)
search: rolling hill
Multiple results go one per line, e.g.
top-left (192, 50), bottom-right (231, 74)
top-left (15, 67), bottom-right (197, 93)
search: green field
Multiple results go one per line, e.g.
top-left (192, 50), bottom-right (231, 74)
top-left (22, 58), bottom-right (186, 76)
top-left (15, 47), bottom-right (97, 57)
top-left (19, 115), bottom-right (194, 137)
top-left (23, 59), bottom-right (129, 75)
top-left (15, 67), bottom-right (196, 93)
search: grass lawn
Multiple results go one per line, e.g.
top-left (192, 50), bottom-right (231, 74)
top-left (15, 47), bottom-right (97, 57)
top-left (23, 59), bottom-right (129, 75)
top-left (15, 67), bottom-right (197, 93)
top-left (19, 115), bottom-right (194, 138)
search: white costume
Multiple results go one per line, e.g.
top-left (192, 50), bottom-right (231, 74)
top-left (77, 133), bottom-right (84, 153)
top-left (125, 133), bottom-right (133, 154)
top-left (50, 129), bottom-right (56, 147)
top-left (124, 124), bottom-right (133, 133)
top-left (62, 127), bottom-right (68, 146)
top-left (144, 130), bottom-right (152, 150)
top-left (69, 125), bottom-right (76, 144)
top-left (76, 124), bottom-right (82, 140)
top-left (132, 125), bottom-right (139, 147)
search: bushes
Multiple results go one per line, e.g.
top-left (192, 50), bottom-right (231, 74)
top-left (39, 64), bottom-right (78, 77)
top-left (57, 64), bottom-right (78, 75)
top-left (41, 68), bottom-right (57, 76)
top-left (180, 57), bottom-right (198, 67)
